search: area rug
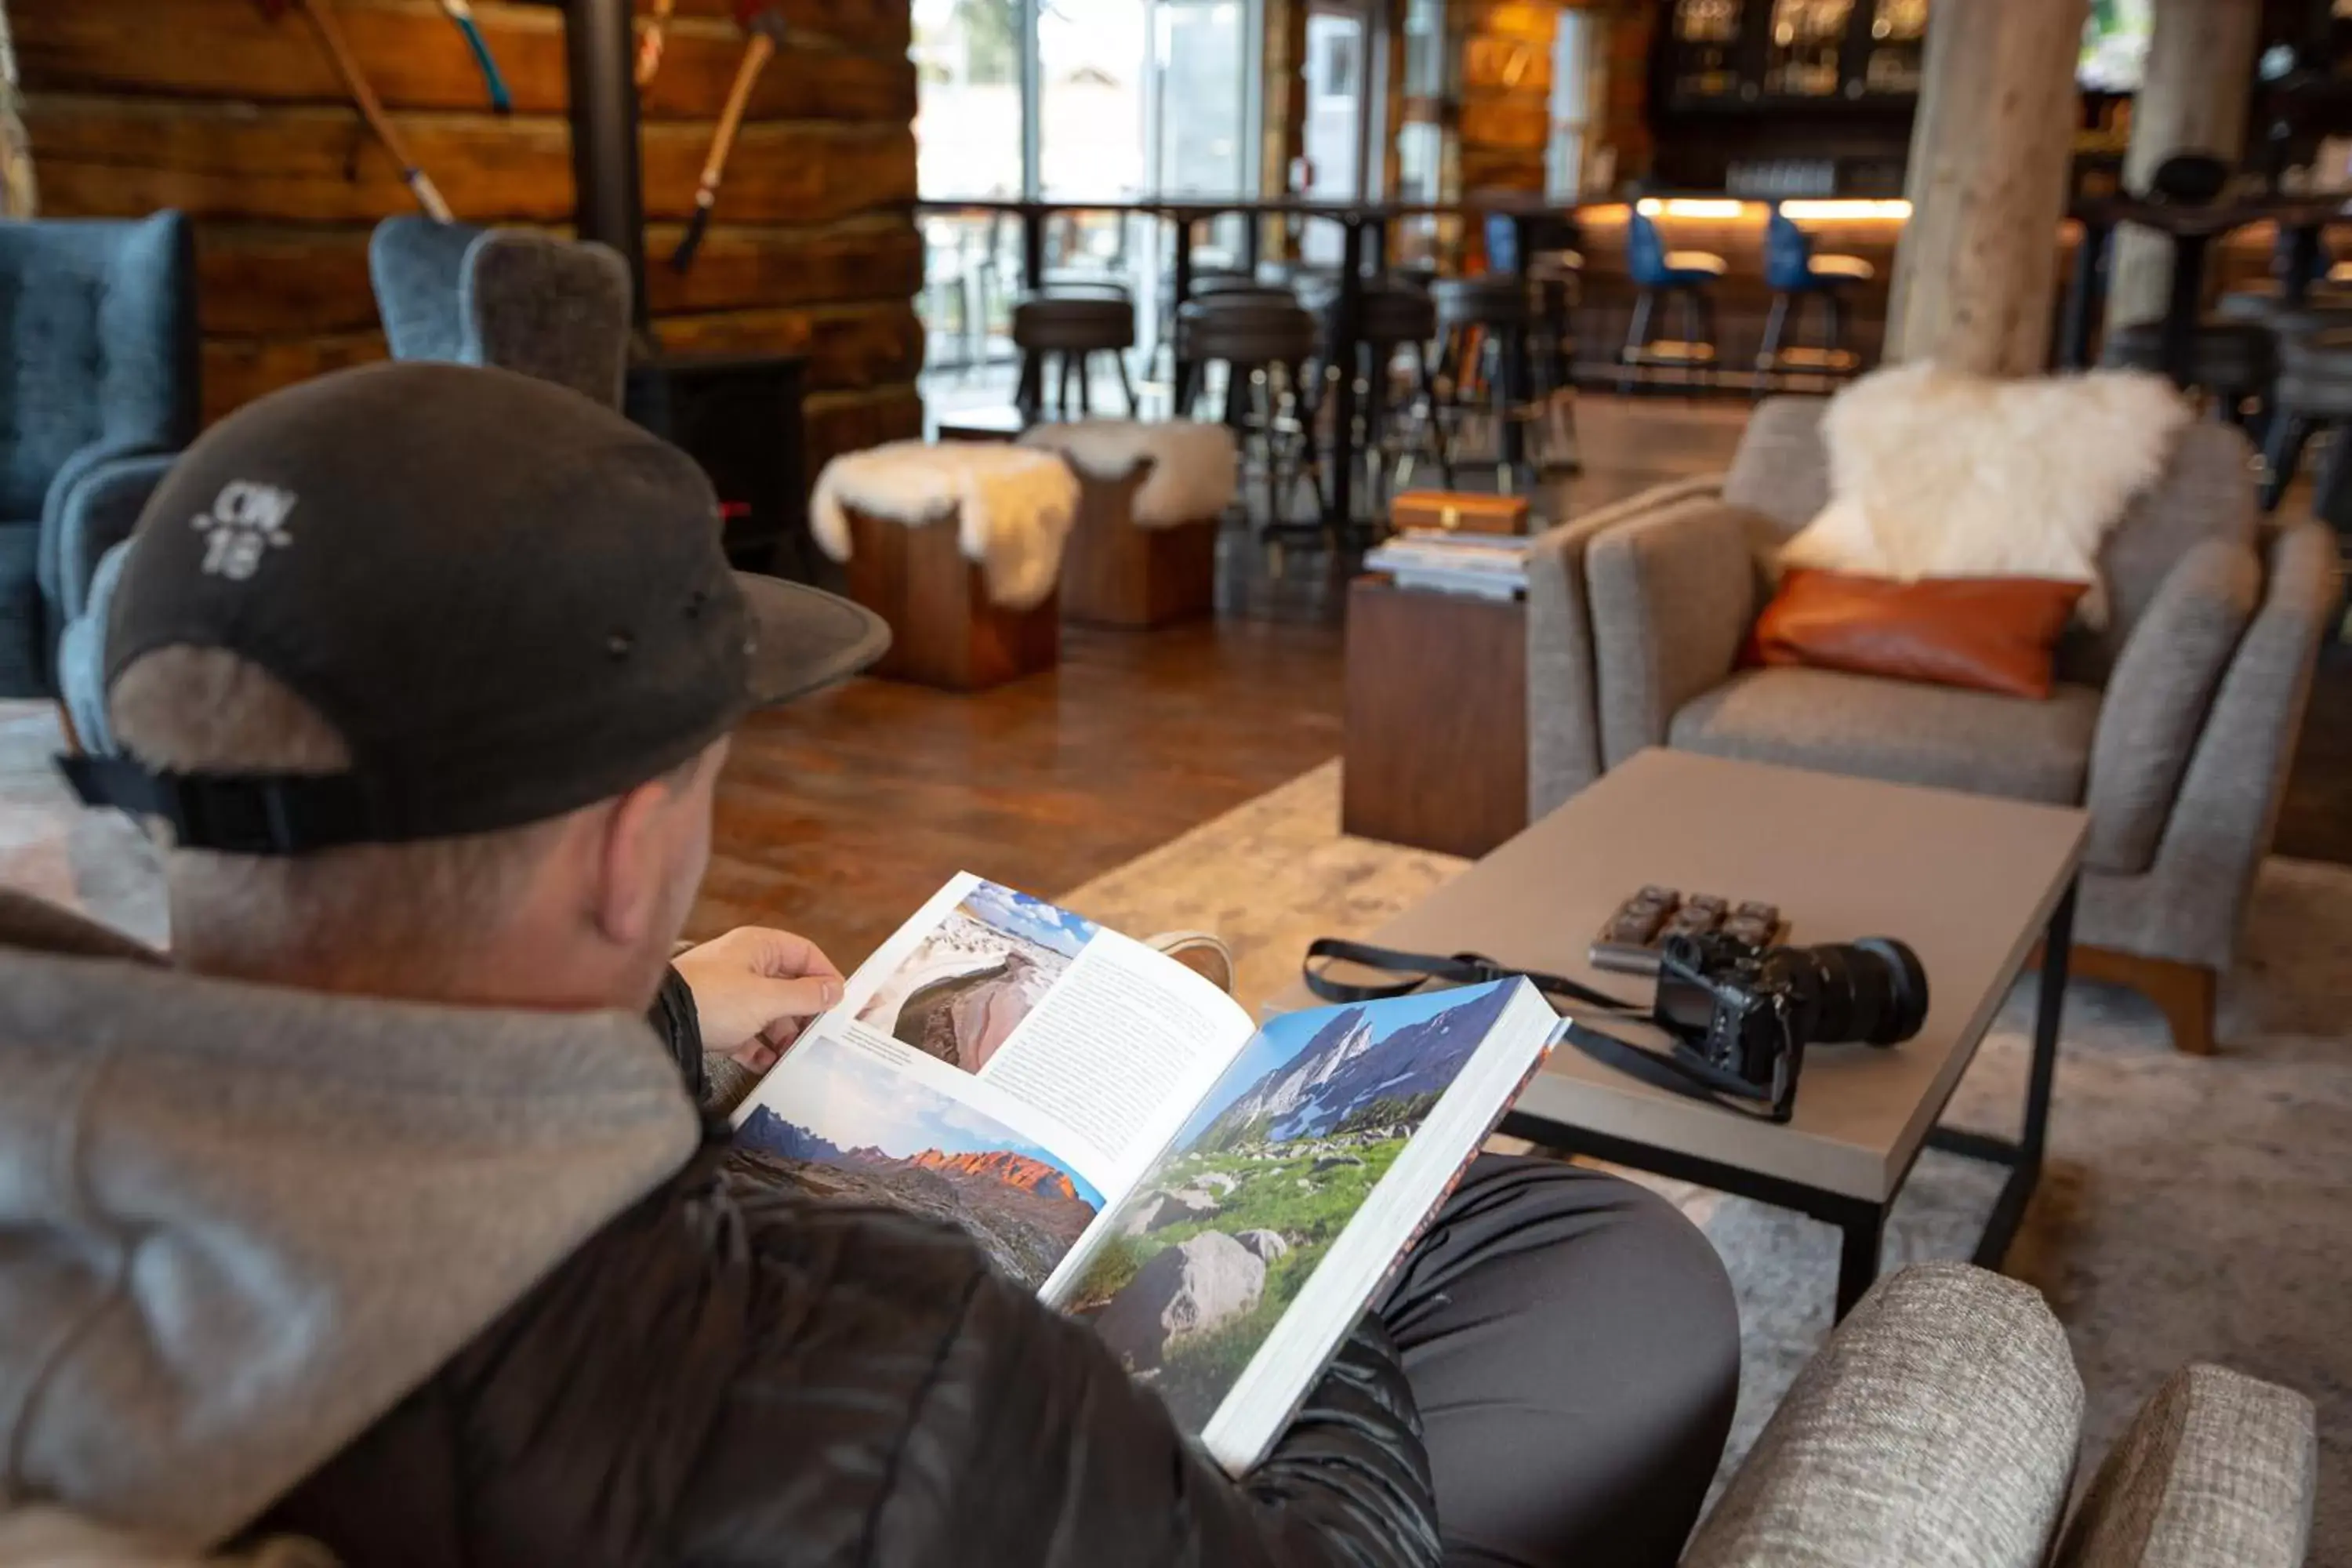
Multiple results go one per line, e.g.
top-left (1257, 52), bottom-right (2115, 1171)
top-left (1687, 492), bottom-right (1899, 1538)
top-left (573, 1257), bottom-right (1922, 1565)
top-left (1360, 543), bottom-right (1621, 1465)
top-left (1062, 760), bottom-right (2352, 1559)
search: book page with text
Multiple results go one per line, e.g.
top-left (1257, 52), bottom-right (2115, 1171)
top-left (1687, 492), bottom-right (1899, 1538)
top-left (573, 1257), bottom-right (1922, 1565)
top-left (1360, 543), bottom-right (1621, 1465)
top-left (734, 875), bottom-right (1260, 1290)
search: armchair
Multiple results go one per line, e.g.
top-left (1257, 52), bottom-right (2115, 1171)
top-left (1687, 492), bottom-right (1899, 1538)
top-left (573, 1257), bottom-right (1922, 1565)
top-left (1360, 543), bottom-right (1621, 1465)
top-left (368, 216), bottom-right (633, 408)
top-left (1570, 397), bottom-right (2335, 1054)
top-left (0, 212), bottom-right (198, 700)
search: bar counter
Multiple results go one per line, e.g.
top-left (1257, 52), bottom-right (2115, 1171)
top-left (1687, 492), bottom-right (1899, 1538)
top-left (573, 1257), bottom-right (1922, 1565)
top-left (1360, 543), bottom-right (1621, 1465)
top-left (1566, 195), bottom-right (2285, 389)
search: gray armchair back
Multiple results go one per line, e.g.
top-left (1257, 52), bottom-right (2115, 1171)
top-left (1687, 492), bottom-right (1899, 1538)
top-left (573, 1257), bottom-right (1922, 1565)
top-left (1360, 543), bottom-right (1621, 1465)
top-left (0, 212), bottom-right (198, 698)
top-left (368, 218), bottom-right (633, 409)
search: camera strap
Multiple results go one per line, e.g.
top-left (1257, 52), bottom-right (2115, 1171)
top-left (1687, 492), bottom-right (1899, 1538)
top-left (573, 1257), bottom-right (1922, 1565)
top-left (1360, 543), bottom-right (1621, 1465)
top-left (1301, 938), bottom-right (1796, 1123)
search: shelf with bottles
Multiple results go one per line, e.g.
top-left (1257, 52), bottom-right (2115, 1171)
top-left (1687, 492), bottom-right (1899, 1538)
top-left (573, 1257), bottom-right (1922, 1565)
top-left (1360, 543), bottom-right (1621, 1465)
top-left (1662, 0), bottom-right (1930, 111)
top-left (1858, 0), bottom-right (1926, 96)
top-left (1763, 0), bottom-right (1854, 97)
top-left (1670, 0), bottom-right (1745, 99)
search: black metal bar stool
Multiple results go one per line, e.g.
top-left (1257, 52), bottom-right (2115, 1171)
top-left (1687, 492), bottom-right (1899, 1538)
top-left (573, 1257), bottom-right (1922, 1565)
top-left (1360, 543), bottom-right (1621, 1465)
top-left (1619, 206), bottom-right (1725, 394)
top-left (1013, 295), bottom-right (1137, 422)
top-left (1307, 278), bottom-right (1446, 514)
top-left (2262, 325), bottom-right (2352, 523)
top-left (2100, 318), bottom-right (2274, 435)
top-left (1178, 296), bottom-right (1322, 529)
top-left (1433, 275), bottom-right (1555, 491)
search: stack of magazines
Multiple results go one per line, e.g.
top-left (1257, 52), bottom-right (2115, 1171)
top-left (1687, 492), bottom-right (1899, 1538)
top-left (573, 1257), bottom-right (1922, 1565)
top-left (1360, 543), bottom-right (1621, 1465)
top-left (1363, 530), bottom-right (1536, 602)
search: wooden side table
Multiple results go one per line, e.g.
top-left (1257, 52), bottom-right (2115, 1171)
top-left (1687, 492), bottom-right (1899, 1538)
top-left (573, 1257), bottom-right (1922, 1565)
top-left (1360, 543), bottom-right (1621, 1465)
top-left (1341, 576), bottom-right (1528, 858)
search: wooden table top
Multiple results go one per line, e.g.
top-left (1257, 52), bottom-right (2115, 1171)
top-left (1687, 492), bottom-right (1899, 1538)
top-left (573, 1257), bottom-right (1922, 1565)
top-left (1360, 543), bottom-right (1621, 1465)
top-left (1269, 749), bottom-right (2086, 1203)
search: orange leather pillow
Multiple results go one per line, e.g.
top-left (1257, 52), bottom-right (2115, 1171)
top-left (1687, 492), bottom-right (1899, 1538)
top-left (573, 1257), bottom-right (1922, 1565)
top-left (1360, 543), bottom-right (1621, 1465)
top-left (1748, 569), bottom-right (2090, 699)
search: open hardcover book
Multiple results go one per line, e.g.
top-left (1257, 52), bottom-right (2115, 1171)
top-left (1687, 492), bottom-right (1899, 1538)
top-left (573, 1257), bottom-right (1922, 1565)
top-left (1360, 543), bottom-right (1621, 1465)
top-left (731, 873), bottom-right (1563, 1474)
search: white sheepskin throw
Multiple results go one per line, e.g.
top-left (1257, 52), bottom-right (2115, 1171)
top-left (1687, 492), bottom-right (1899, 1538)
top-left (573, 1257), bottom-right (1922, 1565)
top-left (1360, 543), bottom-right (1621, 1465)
top-left (1017, 419), bottom-right (1240, 526)
top-left (811, 440), bottom-right (1080, 611)
top-left (1779, 362), bottom-right (2192, 627)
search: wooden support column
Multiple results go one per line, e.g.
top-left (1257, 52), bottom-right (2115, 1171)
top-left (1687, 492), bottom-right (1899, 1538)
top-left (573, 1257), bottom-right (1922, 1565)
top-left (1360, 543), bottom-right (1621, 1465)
top-left (1886, 0), bottom-right (2091, 376)
top-left (2104, 0), bottom-right (2264, 332)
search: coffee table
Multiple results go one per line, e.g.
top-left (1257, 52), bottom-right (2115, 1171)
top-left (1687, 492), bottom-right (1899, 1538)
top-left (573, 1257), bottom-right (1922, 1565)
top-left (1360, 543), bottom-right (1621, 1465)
top-left (1271, 748), bottom-right (2087, 1319)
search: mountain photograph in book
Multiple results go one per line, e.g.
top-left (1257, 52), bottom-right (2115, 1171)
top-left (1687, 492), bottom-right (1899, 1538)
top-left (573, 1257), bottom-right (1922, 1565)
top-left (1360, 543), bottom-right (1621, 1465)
top-left (854, 879), bottom-right (1100, 1072)
top-left (736, 1035), bottom-right (1107, 1287)
top-left (1071, 982), bottom-right (1518, 1428)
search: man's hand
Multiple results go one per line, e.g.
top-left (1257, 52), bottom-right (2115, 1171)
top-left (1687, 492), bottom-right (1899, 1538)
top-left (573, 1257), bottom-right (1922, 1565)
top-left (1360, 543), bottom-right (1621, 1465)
top-left (673, 927), bottom-right (844, 1074)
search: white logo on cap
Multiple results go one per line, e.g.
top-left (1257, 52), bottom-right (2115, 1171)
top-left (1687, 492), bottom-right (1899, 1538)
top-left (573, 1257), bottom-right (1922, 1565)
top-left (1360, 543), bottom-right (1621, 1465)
top-left (193, 481), bottom-right (298, 580)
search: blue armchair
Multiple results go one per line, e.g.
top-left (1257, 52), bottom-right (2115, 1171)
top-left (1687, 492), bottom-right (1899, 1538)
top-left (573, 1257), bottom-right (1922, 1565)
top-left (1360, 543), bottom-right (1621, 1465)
top-left (0, 212), bottom-right (198, 701)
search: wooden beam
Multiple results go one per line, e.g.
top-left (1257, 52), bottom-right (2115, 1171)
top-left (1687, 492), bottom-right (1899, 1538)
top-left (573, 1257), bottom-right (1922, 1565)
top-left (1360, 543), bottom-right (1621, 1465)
top-left (2104, 0), bottom-right (2264, 330)
top-left (192, 215), bottom-right (923, 336)
top-left (16, 0), bottom-right (915, 121)
top-left (25, 96), bottom-right (916, 225)
top-left (1887, 0), bottom-right (2091, 375)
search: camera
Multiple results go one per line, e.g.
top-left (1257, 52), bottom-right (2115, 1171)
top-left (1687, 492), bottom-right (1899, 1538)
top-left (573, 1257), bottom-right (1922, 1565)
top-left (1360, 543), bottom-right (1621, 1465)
top-left (1652, 931), bottom-right (1929, 1113)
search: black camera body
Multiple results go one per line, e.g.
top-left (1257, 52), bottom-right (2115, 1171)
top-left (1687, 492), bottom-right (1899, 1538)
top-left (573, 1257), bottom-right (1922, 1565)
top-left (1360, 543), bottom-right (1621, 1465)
top-left (1652, 931), bottom-right (1929, 1117)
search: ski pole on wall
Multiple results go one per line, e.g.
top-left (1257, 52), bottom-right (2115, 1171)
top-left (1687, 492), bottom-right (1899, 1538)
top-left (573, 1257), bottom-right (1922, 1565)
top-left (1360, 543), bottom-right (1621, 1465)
top-left (260, 0), bottom-right (455, 222)
top-left (670, 2), bottom-right (789, 271)
top-left (437, 0), bottom-right (513, 114)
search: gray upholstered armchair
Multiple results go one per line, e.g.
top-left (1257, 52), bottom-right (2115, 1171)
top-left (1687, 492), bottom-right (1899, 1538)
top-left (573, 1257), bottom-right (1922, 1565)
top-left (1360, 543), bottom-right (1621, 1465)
top-left (368, 216), bottom-right (633, 408)
top-left (0, 212), bottom-right (198, 702)
top-left (1533, 397), bottom-right (2336, 1054)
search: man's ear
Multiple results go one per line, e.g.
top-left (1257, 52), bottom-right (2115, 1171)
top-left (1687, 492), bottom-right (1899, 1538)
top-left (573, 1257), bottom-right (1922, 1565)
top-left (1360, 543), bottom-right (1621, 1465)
top-left (588, 775), bottom-right (680, 949)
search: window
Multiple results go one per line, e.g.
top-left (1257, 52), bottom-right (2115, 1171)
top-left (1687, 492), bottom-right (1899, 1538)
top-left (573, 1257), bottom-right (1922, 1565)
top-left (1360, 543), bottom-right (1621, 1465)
top-left (1323, 30), bottom-right (1359, 96)
top-left (1546, 13), bottom-right (1598, 201)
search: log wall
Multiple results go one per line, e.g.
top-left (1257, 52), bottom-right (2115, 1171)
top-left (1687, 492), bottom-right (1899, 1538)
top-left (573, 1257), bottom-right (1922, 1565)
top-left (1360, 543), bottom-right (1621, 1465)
top-left (14, 0), bottom-right (924, 470)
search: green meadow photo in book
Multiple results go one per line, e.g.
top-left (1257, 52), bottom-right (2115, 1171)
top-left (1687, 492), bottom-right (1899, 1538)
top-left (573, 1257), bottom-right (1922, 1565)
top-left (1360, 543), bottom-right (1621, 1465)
top-left (731, 872), bottom-right (1562, 1474)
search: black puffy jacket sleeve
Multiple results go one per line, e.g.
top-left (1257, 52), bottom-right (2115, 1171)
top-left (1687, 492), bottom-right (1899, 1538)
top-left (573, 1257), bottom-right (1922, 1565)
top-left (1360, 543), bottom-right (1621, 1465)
top-left (669, 1151), bottom-right (1443, 1568)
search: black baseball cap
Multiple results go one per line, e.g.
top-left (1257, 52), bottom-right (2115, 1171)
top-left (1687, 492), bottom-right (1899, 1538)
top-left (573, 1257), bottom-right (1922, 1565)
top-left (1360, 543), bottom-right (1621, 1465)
top-left (61, 361), bottom-right (888, 855)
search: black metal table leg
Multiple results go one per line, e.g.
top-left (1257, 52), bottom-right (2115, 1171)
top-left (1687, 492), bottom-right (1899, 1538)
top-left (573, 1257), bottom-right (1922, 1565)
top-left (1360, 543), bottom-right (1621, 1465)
top-left (1020, 208), bottom-right (1046, 296)
top-left (2161, 232), bottom-right (2212, 390)
top-left (1937, 877), bottom-right (2072, 1276)
top-left (2060, 220), bottom-right (2111, 369)
top-left (1171, 215), bottom-right (1195, 416)
top-left (1835, 1207), bottom-right (1886, 1321)
top-left (1326, 218), bottom-right (1367, 532)
top-left (2284, 223), bottom-right (2325, 308)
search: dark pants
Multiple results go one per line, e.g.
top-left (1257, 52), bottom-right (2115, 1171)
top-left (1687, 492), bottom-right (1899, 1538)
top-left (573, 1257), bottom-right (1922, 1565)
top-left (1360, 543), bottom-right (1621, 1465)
top-left (1377, 1156), bottom-right (1740, 1568)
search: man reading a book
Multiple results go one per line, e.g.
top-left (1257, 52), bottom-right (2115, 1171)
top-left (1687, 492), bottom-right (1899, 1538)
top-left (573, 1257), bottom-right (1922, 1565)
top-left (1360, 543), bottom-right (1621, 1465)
top-left (0, 365), bottom-right (1738, 1568)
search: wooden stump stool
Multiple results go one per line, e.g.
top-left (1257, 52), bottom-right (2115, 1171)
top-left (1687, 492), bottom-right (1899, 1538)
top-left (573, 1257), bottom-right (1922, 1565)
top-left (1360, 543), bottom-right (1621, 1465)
top-left (812, 441), bottom-right (1078, 691)
top-left (1018, 420), bottom-right (1238, 629)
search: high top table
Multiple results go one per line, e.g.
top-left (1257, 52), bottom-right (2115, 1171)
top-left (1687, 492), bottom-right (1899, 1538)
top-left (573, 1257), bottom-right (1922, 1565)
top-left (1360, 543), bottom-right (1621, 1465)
top-left (1268, 749), bottom-right (2087, 1320)
top-left (916, 194), bottom-right (1573, 533)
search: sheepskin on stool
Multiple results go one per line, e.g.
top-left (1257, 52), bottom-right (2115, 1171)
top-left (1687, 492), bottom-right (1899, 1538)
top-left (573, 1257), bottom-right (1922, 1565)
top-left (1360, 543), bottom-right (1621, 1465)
top-left (1016, 419), bottom-right (1239, 526)
top-left (1018, 420), bottom-right (1238, 628)
top-left (811, 441), bottom-right (1080, 612)
top-left (1780, 362), bottom-right (2191, 626)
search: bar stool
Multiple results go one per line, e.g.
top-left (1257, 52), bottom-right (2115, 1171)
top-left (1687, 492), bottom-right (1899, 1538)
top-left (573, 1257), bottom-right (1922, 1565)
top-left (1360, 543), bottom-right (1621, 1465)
top-left (1178, 296), bottom-right (1322, 528)
top-left (1434, 275), bottom-right (1557, 490)
top-left (2261, 326), bottom-right (2352, 521)
top-left (1307, 279), bottom-right (1448, 510)
top-left (1013, 295), bottom-right (1137, 420)
top-left (1755, 206), bottom-right (1872, 396)
top-left (2100, 318), bottom-right (2274, 434)
top-left (1619, 208), bottom-right (1725, 394)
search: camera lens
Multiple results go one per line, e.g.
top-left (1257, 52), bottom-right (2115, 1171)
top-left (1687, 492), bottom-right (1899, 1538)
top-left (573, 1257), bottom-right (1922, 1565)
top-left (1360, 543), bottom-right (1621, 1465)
top-left (1795, 938), bottom-right (1929, 1047)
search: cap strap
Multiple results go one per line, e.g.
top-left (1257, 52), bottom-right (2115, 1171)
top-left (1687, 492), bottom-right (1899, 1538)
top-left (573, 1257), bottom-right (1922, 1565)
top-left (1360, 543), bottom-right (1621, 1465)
top-left (59, 754), bottom-right (390, 855)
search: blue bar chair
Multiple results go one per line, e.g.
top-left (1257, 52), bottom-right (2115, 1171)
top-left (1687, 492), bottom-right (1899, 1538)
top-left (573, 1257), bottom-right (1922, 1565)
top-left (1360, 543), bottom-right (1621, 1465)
top-left (1619, 207), bottom-right (1726, 394)
top-left (1755, 206), bottom-right (1875, 397)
